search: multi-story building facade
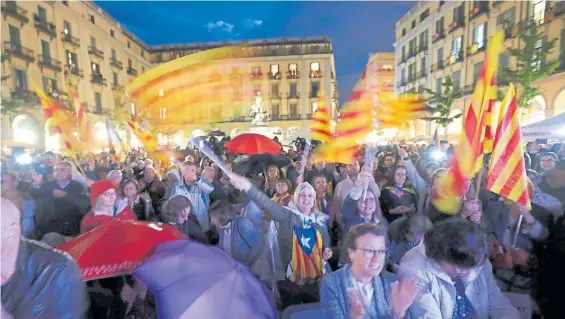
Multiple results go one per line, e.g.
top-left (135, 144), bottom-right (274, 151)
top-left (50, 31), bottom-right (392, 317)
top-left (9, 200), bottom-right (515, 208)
top-left (1, 0), bottom-right (152, 151)
top-left (1, 1), bottom-right (338, 151)
top-left (394, 0), bottom-right (565, 141)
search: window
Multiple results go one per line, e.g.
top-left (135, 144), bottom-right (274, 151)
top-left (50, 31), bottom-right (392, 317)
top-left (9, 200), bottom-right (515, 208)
top-left (288, 63), bottom-right (298, 77)
top-left (497, 8), bottom-right (516, 27)
top-left (436, 17), bottom-right (444, 33)
top-left (41, 40), bottom-right (50, 60)
top-left (272, 104), bottom-right (280, 118)
top-left (310, 81), bottom-right (320, 98)
top-left (437, 47), bottom-right (444, 67)
top-left (452, 70), bottom-right (461, 92)
top-left (160, 108), bottom-right (167, 119)
top-left (310, 62), bottom-right (320, 77)
top-left (271, 83), bottom-right (279, 97)
top-left (473, 23), bottom-right (486, 49)
top-left (452, 36), bottom-right (462, 58)
top-left (156, 54), bottom-right (162, 62)
top-left (63, 21), bottom-right (72, 35)
top-left (111, 49), bottom-right (117, 60)
top-left (66, 50), bottom-right (78, 69)
top-left (402, 46), bottom-right (406, 60)
top-left (420, 57), bottom-right (426, 76)
top-left (91, 62), bottom-right (100, 74)
top-left (141, 51), bottom-right (145, 58)
top-left (289, 82), bottom-right (298, 98)
top-left (13, 68), bottom-right (27, 91)
top-left (419, 31), bottom-right (427, 50)
top-left (473, 61), bottom-right (483, 83)
top-left (289, 103), bottom-right (298, 118)
top-left (90, 36), bottom-right (96, 48)
top-left (94, 92), bottom-right (102, 113)
top-left (498, 53), bottom-right (510, 83)
top-left (252, 66), bottom-right (261, 75)
top-left (382, 64), bottom-right (393, 71)
top-left (408, 63), bottom-right (416, 80)
top-left (110, 30), bottom-right (115, 38)
top-left (127, 40), bottom-right (131, 49)
top-left (270, 64), bottom-right (279, 76)
top-left (128, 59), bottom-right (133, 68)
top-left (435, 77), bottom-right (443, 94)
top-left (42, 77), bottom-right (57, 94)
top-left (142, 67), bottom-right (145, 73)
top-left (311, 101), bottom-right (318, 114)
top-left (113, 72), bottom-right (118, 86)
top-left (533, 0), bottom-right (546, 25)
top-left (409, 38), bottom-right (416, 55)
top-left (411, 20), bottom-right (416, 29)
top-left (420, 9), bottom-right (430, 22)
top-left (90, 14), bottom-right (95, 24)
top-left (8, 25), bottom-right (21, 48)
top-left (401, 68), bottom-right (406, 82)
top-left (532, 38), bottom-right (543, 69)
top-left (453, 3), bottom-right (465, 23)
top-left (37, 6), bottom-right (47, 22)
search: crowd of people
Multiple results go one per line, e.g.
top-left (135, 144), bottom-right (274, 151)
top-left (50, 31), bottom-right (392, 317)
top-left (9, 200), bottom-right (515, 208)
top-left (1, 138), bottom-right (564, 318)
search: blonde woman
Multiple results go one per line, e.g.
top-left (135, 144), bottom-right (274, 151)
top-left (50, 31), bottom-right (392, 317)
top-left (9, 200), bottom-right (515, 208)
top-left (230, 173), bottom-right (332, 308)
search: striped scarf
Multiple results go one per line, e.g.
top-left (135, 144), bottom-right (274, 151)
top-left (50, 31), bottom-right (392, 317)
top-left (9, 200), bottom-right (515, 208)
top-left (288, 224), bottom-right (325, 285)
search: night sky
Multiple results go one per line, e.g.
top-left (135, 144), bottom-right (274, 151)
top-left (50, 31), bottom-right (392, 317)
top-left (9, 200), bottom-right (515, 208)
top-left (96, 1), bottom-right (414, 104)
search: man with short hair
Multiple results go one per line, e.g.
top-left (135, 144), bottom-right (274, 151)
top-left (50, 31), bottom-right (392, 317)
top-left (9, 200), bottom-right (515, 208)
top-left (1, 198), bottom-right (89, 318)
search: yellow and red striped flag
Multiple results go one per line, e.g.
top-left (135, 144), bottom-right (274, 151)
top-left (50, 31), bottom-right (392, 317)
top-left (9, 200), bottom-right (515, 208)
top-left (127, 119), bottom-right (158, 153)
top-left (432, 31), bottom-right (504, 214)
top-left (35, 86), bottom-right (83, 156)
top-left (486, 84), bottom-right (531, 209)
top-left (311, 94), bottom-right (332, 142)
top-left (69, 88), bottom-right (91, 144)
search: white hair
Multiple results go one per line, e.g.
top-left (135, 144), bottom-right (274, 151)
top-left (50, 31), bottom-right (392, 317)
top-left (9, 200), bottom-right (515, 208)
top-left (292, 182), bottom-right (316, 210)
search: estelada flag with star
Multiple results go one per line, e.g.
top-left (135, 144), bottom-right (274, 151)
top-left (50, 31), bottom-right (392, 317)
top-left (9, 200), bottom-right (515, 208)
top-left (288, 224), bottom-right (325, 285)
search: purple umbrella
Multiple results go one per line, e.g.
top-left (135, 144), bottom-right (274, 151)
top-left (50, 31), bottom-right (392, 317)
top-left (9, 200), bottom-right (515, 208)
top-left (133, 240), bottom-right (277, 319)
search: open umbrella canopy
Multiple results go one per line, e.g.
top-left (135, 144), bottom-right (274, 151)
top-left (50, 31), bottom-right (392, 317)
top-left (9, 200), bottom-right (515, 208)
top-left (133, 240), bottom-right (277, 319)
top-left (225, 133), bottom-right (282, 155)
top-left (233, 153), bottom-right (291, 176)
top-left (57, 221), bottom-right (186, 281)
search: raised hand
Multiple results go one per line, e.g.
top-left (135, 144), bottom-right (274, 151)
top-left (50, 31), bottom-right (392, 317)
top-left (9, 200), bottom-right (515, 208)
top-left (347, 288), bottom-right (366, 319)
top-left (391, 277), bottom-right (418, 319)
top-left (228, 173), bottom-right (252, 192)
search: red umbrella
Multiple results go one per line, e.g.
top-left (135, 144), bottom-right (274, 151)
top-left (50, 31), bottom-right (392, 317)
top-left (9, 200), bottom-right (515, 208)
top-left (57, 221), bottom-right (186, 281)
top-left (225, 133), bottom-right (282, 155)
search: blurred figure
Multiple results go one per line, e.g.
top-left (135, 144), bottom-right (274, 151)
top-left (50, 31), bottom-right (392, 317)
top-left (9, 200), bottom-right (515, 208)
top-left (1, 198), bottom-right (89, 318)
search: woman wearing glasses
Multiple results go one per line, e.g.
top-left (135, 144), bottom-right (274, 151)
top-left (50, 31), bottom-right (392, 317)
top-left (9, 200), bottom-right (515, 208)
top-left (398, 218), bottom-right (519, 318)
top-left (321, 224), bottom-right (417, 319)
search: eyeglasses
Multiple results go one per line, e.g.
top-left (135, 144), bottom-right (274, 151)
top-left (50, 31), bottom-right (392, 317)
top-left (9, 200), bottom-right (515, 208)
top-left (355, 248), bottom-right (387, 259)
top-left (101, 191), bottom-right (117, 197)
top-left (362, 197), bottom-right (376, 204)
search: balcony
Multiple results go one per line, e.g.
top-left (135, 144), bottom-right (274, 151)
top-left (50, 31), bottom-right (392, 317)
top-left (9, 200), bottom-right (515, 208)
top-left (407, 49), bottom-right (417, 59)
top-left (88, 46), bottom-right (104, 59)
top-left (38, 55), bottom-right (62, 72)
top-left (418, 44), bottom-right (428, 53)
top-left (112, 83), bottom-right (123, 91)
top-left (34, 15), bottom-right (56, 37)
top-left (65, 65), bottom-right (83, 77)
top-left (310, 70), bottom-right (322, 78)
top-left (270, 94), bottom-right (281, 100)
top-left (1, 2), bottom-right (29, 24)
top-left (11, 90), bottom-right (39, 104)
top-left (432, 30), bottom-right (445, 43)
top-left (449, 18), bottom-right (465, 33)
top-left (127, 67), bottom-right (138, 76)
top-left (467, 42), bottom-right (487, 56)
top-left (61, 33), bottom-right (80, 47)
top-left (448, 51), bottom-right (465, 65)
top-left (110, 58), bottom-right (123, 70)
top-left (3, 42), bottom-right (35, 62)
top-left (250, 72), bottom-right (263, 80)
top-left (545, 2), bottom-right (565, 22)
top-left (463, 84), bottom-right (474, 95)
top-left (288, 92), bottom-right (300, 99)
top-left (469, 3), bottom-right (489, 20)
top-left (493, 1), bottom-right (504, 8)
top-left (268, 72), bottom-right (282, 80)
top-left (503, 25), bottom-right (518, 40)
top-left (91, 74), bottom-right (107, 86)
top-left (287, 70), bottom-right (299, 79)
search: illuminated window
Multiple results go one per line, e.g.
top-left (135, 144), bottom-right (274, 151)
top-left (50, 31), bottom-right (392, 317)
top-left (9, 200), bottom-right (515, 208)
top-left (310, 62), bottom-right (320, 72)
top-left (270, 64), bottom-right (279, 75)
top-left (382, 64), bottom-right (393, 71)
top-left (311, 101), bottom-right (318, 113)
top-left (160, 108), bottom-right (167, 119)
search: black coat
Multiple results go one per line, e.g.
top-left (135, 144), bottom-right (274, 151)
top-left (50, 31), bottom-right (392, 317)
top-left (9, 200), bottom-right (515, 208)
top-left (1, 239), bottom-right (89, 318)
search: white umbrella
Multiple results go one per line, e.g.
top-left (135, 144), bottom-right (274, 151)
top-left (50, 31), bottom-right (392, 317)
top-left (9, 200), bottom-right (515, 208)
top-left (521, 113), bottom-right (565, 142)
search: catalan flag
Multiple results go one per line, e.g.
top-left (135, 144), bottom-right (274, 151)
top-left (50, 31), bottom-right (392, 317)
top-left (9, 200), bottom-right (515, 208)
top-left (288, 224), bottom-right (325, 285)
top-left (126, 46), bottom-right (254, 126)
top-left (486, 84), bottom-right (531, 209)
top-left (127, 119), bottom-right (158, 153)
top-left (35, 86), bottom-right (83, 156)
top-left (432, 31), bottom-right (504, 214)
top-left (70, 88), bottom-right (91, 144)
top-left (376, 92), bottom-right (429, 128)
top-left (310, 94), bottom-right (332, 142)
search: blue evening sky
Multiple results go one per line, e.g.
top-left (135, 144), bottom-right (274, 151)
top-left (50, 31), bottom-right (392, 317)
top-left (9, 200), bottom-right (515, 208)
top-left (96, 1), bottom-right (414, 104)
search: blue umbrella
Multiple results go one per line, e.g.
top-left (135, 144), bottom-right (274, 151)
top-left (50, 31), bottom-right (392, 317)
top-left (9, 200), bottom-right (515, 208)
top-left (133, 240), bottom-right (277, 319)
